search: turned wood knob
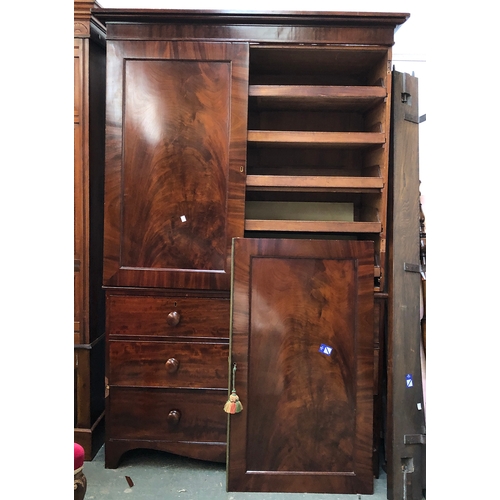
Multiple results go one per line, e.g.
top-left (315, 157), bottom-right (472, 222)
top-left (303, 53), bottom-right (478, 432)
top-left (167, 410), bottom-right (181, 426)
top-left (165, 358), bottom-right (180, 373)
top-left (166, 311), bottom-right (180, 326)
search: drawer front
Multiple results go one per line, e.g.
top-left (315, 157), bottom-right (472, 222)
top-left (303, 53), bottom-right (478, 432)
top-left (108, 387), bottom-right (228, 443)
top-left (107, 295), bottom-right (230, 338)
top-left (108, 340), bottom-right (229, 388)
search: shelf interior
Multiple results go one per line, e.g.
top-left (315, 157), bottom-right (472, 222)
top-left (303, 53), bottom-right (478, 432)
top-left (249, 85), bottom-right (387, 112)
top-left (245, 44), bottom-right (391, 290)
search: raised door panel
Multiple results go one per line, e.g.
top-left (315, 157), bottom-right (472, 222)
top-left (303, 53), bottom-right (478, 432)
top-left (228, 238), bottom-right (374, 494)
top-left (103, 41), bottom-right (249, 290)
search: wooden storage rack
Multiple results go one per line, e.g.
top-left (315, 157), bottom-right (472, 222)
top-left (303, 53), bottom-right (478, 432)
top-left (244, 45), bottom-right (391, 290)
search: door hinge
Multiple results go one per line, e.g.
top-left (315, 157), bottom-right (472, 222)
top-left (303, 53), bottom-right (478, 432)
top-left (403, 262), bottom-right (420, 273)
top-left (404, 113), bottom-right (426, 124)
top-left (404, 433), bottom-right (426, 445)
top-left (401, 72), bottom-right (411, 104)
top-left (404, 113), bottom-right (419, 124)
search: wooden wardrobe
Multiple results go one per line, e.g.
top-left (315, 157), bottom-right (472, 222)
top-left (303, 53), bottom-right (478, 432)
top-left (73, 0), bottom-right (106, 460)
top-left (92, 8), bottom-right (425, 498)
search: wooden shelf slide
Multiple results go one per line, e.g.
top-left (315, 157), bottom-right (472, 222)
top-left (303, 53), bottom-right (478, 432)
top-left (246, 175), bottom-right (384, 192)
top-left (249, 84), bottom-right (386, 110)
top-left (244, 219), bottom-right (381, 233)
top-left (247, 130), bottom-right (385, 147)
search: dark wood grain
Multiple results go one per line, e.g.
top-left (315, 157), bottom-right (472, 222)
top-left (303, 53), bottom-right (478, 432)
top-left (122, 58), bottom-right (228, 269)
top-left (94, 10), bottom-right (408, 47)
top-left (372, 294), bottom-right (387, 477)
top-left (101, 32), bottom-right (249, 470)
top-left (107, 387), bottom-right (227, 443)
top-left (228, 238), bottom-right (374, 494)
top-left (250, 46), bottom-right (390, 86)
top-left (104, 440), bottom-right (226, 469)
top-left (94, 9), bottom-right (409, 25)
top-left (106, 294), bottom-right (230, 338)
top-left (247, 256), bottom-right (357, 472)
top-left (105, 387), bottom-right (228, 467)
top-left (249, 85), bottom-right (386, 112)
top-left (108, 340), bottom-right (229, 388)
top-left (96, 9), bottom-right (408, 475)
top-left (104, 292), bottom-right (231, 468)
top-left (245, 42), bottom-right (391, 293)
top-left (103, 41), bottom-right (248, 290)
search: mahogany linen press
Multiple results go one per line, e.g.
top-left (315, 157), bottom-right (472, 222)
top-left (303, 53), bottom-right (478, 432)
top-left (88, 8), bottom-right (424, 498)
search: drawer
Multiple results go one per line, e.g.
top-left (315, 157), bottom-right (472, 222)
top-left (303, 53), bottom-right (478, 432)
top-left (108, 340), bottom-right (229, 388)
top-left (107, 294), bottom-right (230, 338)
top-left (107, 387), bottom-right (228, 443)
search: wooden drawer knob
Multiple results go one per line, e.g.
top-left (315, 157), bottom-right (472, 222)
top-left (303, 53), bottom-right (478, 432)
top-left (165, 358), bottom-right (180, 373)
top-left (167, 410), bottom-right (181, 426)
top-left (166, 311), bottom-right (180, 326)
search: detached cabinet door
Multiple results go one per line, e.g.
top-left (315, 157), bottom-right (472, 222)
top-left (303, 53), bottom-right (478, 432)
top-left (103, 41), bottom-right (248, 290)
top-left (228, 238), bottom-right (374, 494)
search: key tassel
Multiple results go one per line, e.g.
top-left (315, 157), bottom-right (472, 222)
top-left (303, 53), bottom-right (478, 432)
top-left (224, 363), bottom-right (243, 414)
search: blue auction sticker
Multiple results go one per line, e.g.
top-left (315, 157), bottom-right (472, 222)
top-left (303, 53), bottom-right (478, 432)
top-left (406, 374), bottom-right (413, 387)
top-left (319, 344), bottom-right (333, 356)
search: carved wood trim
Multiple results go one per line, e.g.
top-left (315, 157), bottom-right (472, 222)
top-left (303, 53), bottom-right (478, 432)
top-left (75, 1), bottom-right (105, 37)
top-left (74, 21), bottom-right (90, 36)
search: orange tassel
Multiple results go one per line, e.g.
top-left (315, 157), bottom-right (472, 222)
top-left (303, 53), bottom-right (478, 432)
top-left (224, 364), bottom-right (243, 414)
top-left (224, 390), bottom-right (243, 414)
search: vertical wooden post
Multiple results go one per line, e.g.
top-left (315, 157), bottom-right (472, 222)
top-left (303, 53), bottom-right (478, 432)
top-left (74, 0), bottom-right (107, 460)
top-left (387, 71), bottom-right (426, 500)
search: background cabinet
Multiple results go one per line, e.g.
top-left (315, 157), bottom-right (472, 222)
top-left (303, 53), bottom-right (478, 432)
top-left (74, 0), bottom-right (106, 460)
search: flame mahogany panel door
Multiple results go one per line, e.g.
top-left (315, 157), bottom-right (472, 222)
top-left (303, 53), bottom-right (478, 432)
top-left (103, 41), bottom-right (248, 290)
top-left (228, 238), bottom-right (374, 494)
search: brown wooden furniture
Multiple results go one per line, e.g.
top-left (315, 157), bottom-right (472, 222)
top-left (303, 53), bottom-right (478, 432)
top-left (98, 27), bottom-right (248, 468)
top-left (94, 9), bottom-right (414, 495)
top-left (74, 0), bottom-right (106, 460)
top-left (387, 70), bottom-right (425, 500)
top-left (229, 238), bottom-right (375, 493)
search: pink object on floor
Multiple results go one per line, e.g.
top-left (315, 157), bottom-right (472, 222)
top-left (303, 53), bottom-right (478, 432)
top-left (74, 443), bottom-right (85, 470)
